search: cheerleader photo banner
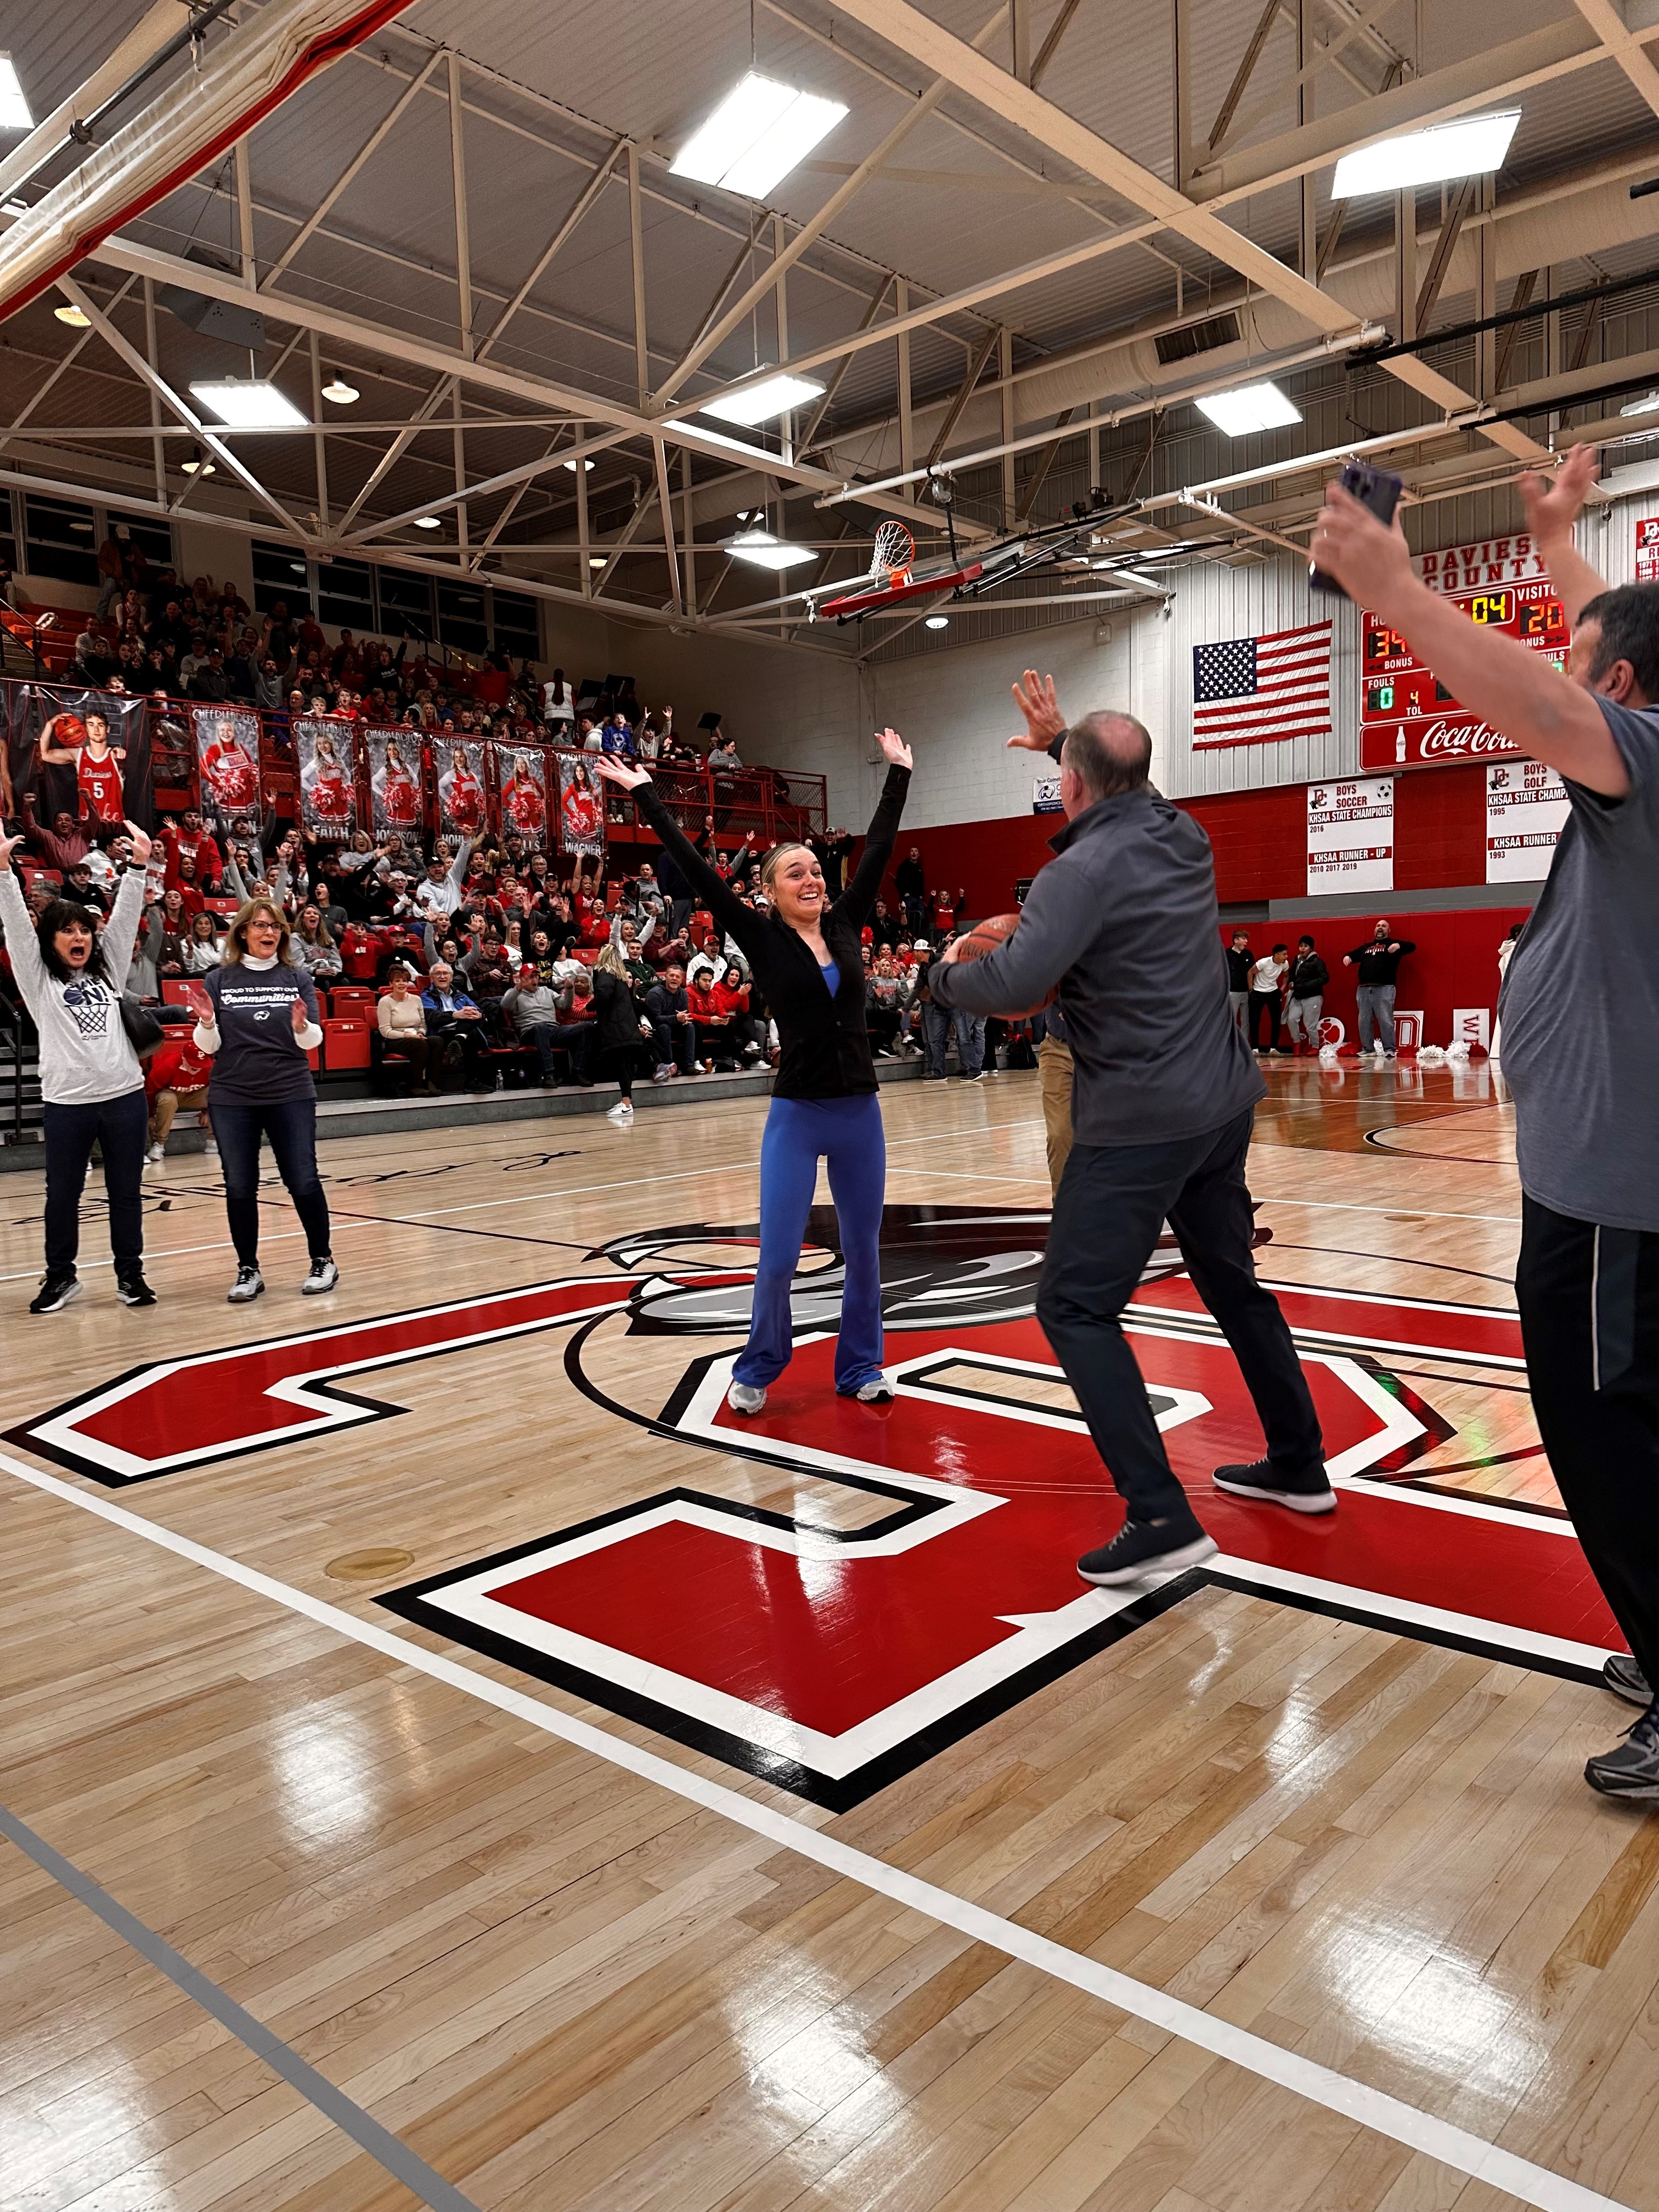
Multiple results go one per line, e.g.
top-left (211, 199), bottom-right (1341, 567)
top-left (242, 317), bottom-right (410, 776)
top-left (436, 736), bottom-right (486, 843)
top-left (492, 739), bottom-right (550, 848)
top-left (366, 726), bottom-right (424, 839)
top-left (191, 706), bottom-right (262, 836)
top-left (556, 748), bottom-right (605, 860)
top-left (294, 717), bottom-right (359, 842)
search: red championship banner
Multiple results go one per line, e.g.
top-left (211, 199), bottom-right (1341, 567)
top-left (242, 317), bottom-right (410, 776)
top-left (491, 738), bottom-right (550, 848)
top-left (1637, 515), bottom-right (1659, 584)
top-left (435, 735), bottom-right (486, 842)
top-left (556, 748), bottom-right (605, 859)
top-left (1361, 534), bottom-right (1565, 772)
top-left (191, 706), bottom-right (262, 833)
top-left (365, 725), bottom-right (423, 838)
top-left (294, 715), bottom-right (359, 842)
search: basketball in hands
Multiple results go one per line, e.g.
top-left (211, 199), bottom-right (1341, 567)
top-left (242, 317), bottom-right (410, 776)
top-left (951, 912), bottom-right (1057, 1019)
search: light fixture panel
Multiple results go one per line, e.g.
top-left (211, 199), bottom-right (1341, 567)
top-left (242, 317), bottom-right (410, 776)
top-left (670, 71), bottom-right (847, 199)
top-left (0, 54), bottom-right (33, 133)
top-left (189, 379), bottom-right (307, 430)
top-left (1332, 111), bottom-right (1520, 199)
top-left (701, 371), bottom-right (825, 427)
top-left (924, 614), bottom-right (949, 629)
top-left (726, 528), bottom-right (815, 571)
top-left (1194, 381), bottom-right (1302, 437)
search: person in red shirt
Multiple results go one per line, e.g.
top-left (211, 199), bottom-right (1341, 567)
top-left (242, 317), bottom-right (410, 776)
top-left (37, 708), bottom-right (127, 827)
top-left (145, 1027), bottom-right (216, 1159)
top-left (160, 808), bottom-right (224, 891)
top-left (17, 795), bottom-right (95, 874)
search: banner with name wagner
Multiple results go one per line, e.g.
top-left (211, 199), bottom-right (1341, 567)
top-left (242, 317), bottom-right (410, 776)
top-left (365, 726), bottom-right (423, 839)
top-left (1307, 776), bottom-right (1393, 896)
top-left (491, 740), bottom-right (549, 848)
top-left (556, 749), bottom-right (605, 860)
top-left (435, 736), bottom-right (486, 842)
top-left (1486, 758), bottom-right (1568, 883)
top-left (192, 705), bottom-right (262, 834)
top-left (294, 716), bottom-right (358, 843)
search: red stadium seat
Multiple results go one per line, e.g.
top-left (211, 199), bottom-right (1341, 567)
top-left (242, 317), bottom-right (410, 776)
top-left (321, 1019), bottom-right (371, 1071)
top-left (203, 897), bottom-right (239, 917)
top-left (330, 986), bottom-right (375, 1017)
top-left (160, 979), bottom-right (197, 1007)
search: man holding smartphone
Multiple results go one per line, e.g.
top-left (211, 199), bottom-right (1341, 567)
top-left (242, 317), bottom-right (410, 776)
top-left (1310, 443), bottom-right (1659, 1804)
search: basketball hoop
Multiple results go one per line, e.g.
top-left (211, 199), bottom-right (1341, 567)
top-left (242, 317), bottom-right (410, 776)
top-left (872, 519), bottom-right (916, 587)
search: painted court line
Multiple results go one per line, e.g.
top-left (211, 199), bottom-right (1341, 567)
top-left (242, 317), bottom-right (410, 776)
top-left (0, 1797), bottom-right (483, 2212)
top-left (0, 1449), bottom-right (1628, 2212)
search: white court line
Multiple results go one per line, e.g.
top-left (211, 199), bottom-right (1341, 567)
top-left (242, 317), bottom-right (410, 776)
top-left (0, 1448), bottom-right (1627, 2212)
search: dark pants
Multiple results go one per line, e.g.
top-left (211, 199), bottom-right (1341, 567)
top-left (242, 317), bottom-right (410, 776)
top-left (1517, 1197), bottom-right (1659, 1691)
top-left (428, 1018), bottom-right (485, 1086)
top-left (524, 1021), bottom-right (595, 1081)
top-left (1246, 990), bottom-right (1282, 1050)
top-left (42, 1088), bottom-right (148, 1278)
top-left (1036, 1107), bottom-right (1324, 1526)
top-left (212, 1096), bottom-right (331, 1267)
top-left (651, 1017), bottom-right (698, 1073)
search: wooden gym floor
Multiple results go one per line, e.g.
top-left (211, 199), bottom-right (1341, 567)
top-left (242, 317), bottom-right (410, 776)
top-left (2, 1062), bottom-right (1656, 2212)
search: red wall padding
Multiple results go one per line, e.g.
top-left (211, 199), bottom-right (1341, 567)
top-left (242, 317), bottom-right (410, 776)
top-left (1223, 907), bottom-right (1526, 1045)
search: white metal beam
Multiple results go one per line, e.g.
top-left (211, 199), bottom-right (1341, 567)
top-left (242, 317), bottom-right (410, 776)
top-left (260, 48), bottom-right (444, 292)
top-left (1568, 0), bottom-right (1659, 117)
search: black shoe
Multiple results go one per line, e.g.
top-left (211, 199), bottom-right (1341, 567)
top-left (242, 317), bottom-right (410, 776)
top-left (116, 1271), bottom-right (157, 1307)
top-left (1077, 1517), bottom-right (1218, 1586)
top-left (1212, 1457), bottom-right (1336, 1515)
top-left (1604, 1653), bottom-right (1652, 1707)
top-left (1584, 1702), bottom-right (1659, 1803)
top-left (29, 1273), bottom-right (82, 1314)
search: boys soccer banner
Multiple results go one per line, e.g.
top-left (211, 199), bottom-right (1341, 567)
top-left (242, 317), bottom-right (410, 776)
top-left (1486, 759), bottom-right (1568, 883)
top-left (366, 726), bottom-right (423, 839)
top-left (3, 685), bottom-right (151, 831)
top-left (294, 716), bottom-right (358, 843)
top-left (1307, 776), bottom-right (1393, 896)
top-left (492, 740), bottom-right (550, 848)
top-left (191, 706), bottom-right (262, 834)
top-left (556, 749), bottom-right (605, 859)
top-left (436, 737), bottom-right (486, 842)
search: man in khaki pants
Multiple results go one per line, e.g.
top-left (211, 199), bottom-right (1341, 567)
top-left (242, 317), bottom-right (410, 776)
top-left (1037, 1002), bottom-right (1073, 1195)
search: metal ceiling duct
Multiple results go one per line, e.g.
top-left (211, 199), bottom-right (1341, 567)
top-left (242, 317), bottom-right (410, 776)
top-left (0, 0), bottom-right (415, 325)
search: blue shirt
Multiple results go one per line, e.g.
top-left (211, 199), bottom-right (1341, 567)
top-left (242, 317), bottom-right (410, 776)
top-left (601, 721), bottom-right (635, 755)
top-left (819, 960), bottom-right (840, 996)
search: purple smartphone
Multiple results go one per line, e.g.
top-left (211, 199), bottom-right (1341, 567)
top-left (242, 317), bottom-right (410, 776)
top-left (1310, 461), bottom-right (1403, 598)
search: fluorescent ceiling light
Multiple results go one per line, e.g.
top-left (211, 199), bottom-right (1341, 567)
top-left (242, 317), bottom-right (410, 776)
top-left (0, 54), bottom-right (33, 132)
top-left (924, 614), bottom-right (949, 630)
top-left (1332, 111), bottom-right (1520, 199)
top-left (53, 302), bottom-right (90, 328)
top-left (726, 527), bottom-right (815, 572)
top-left (565, 456), bottom-right (594, 471)
top-left (1621, 392), bottom-right (1659, 417)
top-left (320, 377), bottom-right (358, 404)
top-left (670, 71), bottom-right (847, 200)
top-left (701, 371), bottom-right (824, 427)
top-left (189, 378), bottom-right (306, 430)
top-left (3, 197), bottom-right (27, 215)
top-left (1194, 381), bottom-right (1302, 437)
top-left (413, 515), bottom-right (442, 529)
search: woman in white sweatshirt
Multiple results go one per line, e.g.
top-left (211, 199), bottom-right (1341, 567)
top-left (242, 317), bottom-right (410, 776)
top-left (0, 821), bottom-right (157, 1312)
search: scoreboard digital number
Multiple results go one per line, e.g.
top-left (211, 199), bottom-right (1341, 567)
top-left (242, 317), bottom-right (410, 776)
top-left (1360, 574), bottom-right (1567, 771)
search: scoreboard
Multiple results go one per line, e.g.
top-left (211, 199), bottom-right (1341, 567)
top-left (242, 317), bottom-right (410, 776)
top-left (1360, 571), bottom-right (1568, 772)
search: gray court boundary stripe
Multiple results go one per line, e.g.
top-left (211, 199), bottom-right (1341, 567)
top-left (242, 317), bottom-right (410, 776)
top-left (0, 1799), bottom-right (483, 2212)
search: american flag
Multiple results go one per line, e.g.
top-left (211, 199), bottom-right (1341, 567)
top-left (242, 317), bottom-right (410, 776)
top-left (1192, 619), bottom-right (1333, 749)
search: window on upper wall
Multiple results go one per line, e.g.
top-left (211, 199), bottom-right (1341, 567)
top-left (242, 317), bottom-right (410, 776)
top-left (436, 579), bottom-right (487, 653)
top-left (318, 555), bottom-right (374, 632)
top-left (376, 569), bottom-right (434, 642)
top-left (120, 515), bottom-right (174, 572)
top-left (491, 588), bottom-right (539, 660)
top-left (252, 540), bottom-right (313, 618)
top-left (22, 495), bottom-right (99, 587)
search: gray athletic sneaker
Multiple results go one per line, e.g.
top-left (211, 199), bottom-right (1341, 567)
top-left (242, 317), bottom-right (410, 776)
top-left (727, 1381), bottom-right (766, 1415)
top-left (1604, 1652), bottom-right (1653, 1707)
top-left (1584, 1703), bottom-right (1659, 1803)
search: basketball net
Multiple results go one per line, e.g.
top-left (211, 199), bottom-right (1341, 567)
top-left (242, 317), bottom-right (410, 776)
top-left (872, 519), bottom-right (916, 589)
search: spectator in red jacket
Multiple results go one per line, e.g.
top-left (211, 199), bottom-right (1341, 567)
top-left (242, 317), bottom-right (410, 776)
top-left (145, 1030), bottom-right (216, 1160)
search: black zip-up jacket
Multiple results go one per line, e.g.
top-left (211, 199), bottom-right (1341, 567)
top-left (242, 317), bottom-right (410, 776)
top-left (590, 967), bottom-right (645, 1053)
top-left (1286, 951), bottom-right (1329, 996)
top-left (1345, 938), bottom-right (1415, 985)
top-left (1224, 944), bottom-right (1254, 991)
top-left (633, 766), bottom-right (910, 1098)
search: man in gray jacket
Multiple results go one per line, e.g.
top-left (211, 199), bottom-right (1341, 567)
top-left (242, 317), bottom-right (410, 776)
top-left (929, 673), bottom-right (1331, 1587)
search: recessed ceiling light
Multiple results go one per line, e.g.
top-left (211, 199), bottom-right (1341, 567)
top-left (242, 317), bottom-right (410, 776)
top-left (0, 54), bottom-right (33, 133)
top-left (701, 371), bottom-right (825, 427)
top-left (413, 515), bottom-right (442, 529)
top-left (1333, 111), bottom-right (1520, 199)
top-left (53, 302), bottom-right (90, 328)
top-left (188, 379), bottom-right (307, 430)
top-left (320, 377), bottom-right (358, 404)
top-left (3, 196), bottom-right (28, 216)
top-left (726, 527), bottom-right (815, 571)
top-left (565, 458), bottom-right (595, 472)
top-left (1194, 381), bottom-right (1302, 437)
top-left (670, 71), bottom-right (848, 200)
top-left (924, 613), bottom-right (949, 630)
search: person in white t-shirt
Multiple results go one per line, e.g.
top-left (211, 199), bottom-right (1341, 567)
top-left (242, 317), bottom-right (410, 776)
top-left (541, 669), bottom-right (575, 732)
top-left (1246, 943), bottom-right (1289, 1056)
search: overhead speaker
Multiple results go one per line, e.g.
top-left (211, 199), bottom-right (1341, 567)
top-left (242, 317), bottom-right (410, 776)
top-left (157, 245), bottom-right (265, 352)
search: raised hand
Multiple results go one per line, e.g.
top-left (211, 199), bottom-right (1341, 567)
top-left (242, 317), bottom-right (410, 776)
top-left (290, 996), bottom-right (310, 1034)
top-left (0, 830), bottom-right (24, 868)
top-left (594, 755), bottom-right (651, 792)
top-left (1520, 443), bottom-right (1599, 543)
top-left (876, 726), bottom-right (913, 769)
top-left (123, 821), bottom-right (153, 864)
top-left (1008, 670), bottom-right (1065, 751)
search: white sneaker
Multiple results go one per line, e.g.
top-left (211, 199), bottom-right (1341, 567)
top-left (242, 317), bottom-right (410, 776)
top-left (227, 1265), bottom-right (264, 1304)
top-left (853, 1378), bottom-right (896, 1404)
top-left (145, 1141), bottom-right (165, 1163)
top-left (727, 1381), bottom-right (767, 1415)
top-left (301, 1257), bottom-right (339, 1295)
top-left (606, 1100), bottom-right (634, 1124)
top-left (652, 1064), bottom-right (674, 1084)
top-left (203, 1139), bottom-right (218, 1157)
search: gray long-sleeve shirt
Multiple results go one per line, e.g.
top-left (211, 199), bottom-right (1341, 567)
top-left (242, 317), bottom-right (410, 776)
top-left (929, 787), bottom-right (1262, 1148)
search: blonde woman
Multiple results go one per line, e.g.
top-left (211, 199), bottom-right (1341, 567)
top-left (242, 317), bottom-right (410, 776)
top-left (193, 897), bottom-right (336, 1302)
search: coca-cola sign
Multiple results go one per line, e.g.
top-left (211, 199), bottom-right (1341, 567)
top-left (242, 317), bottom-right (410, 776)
top-left (1361, 549), bottom-right (1561, 772)
top-left (1362, 716), bottom-right (1524, 771)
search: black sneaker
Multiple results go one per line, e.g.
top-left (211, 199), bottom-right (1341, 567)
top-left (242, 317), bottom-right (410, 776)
top-left (1077, 1517), bottom-right (1218, 1586)
top-left (116, 1271), bottom-right (157, 1307)
top-left (1604, 1653), bottom-right (1652, 1707)
top-left (1213, 1457), bottom-right (1337, 1515)
top-left (29, 1273), bottom-right (82, 1315)
top-left (1584, 1702), bottom-right (1659, 1803)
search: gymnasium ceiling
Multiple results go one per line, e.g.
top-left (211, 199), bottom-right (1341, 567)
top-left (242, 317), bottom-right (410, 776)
top-left (4, 0), bottom-right (1659, 659)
